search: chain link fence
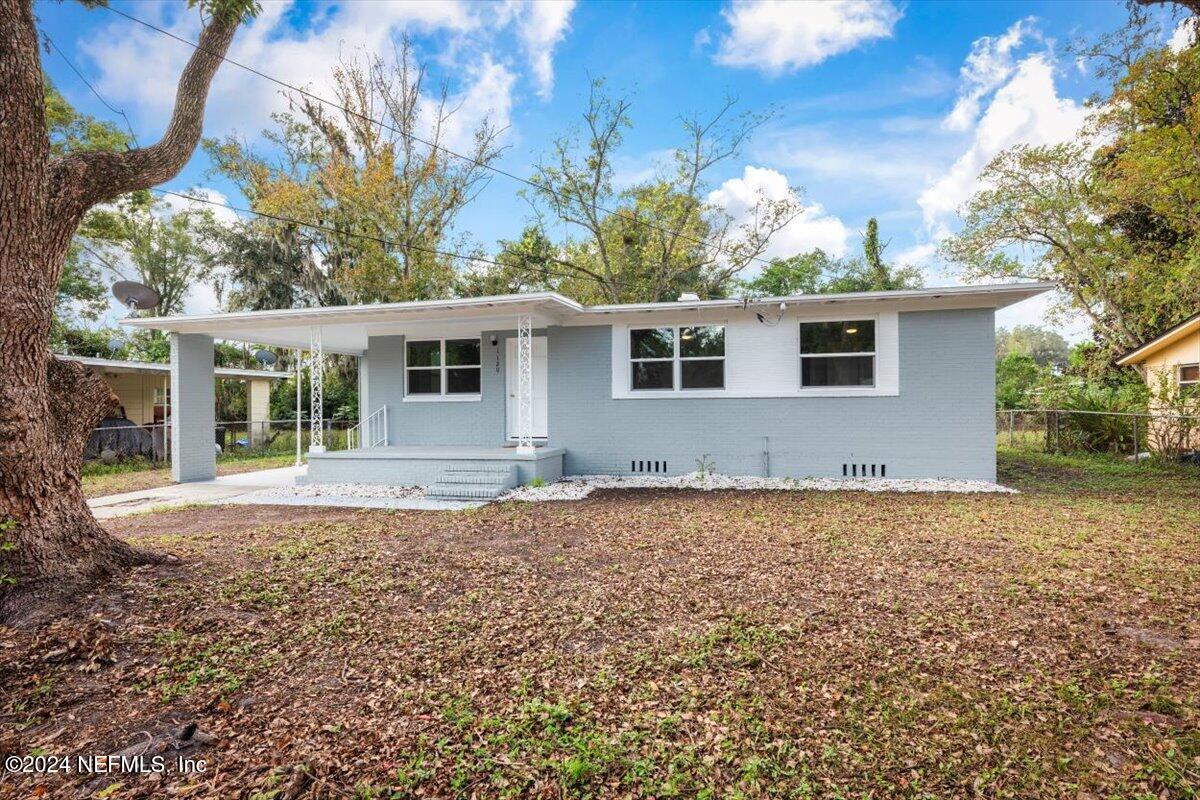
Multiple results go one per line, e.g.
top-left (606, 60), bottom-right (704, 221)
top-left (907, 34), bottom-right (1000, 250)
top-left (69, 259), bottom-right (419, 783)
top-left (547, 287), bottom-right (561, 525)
top-left (85, 418), bottom-right (358, 466)
top-left (997, 408), bottom-right (1200, 460)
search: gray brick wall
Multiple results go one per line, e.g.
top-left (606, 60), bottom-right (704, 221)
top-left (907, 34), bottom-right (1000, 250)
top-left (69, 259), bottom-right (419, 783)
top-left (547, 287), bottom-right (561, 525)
top-left (361, 309), bottom-right (997, 481)
top-left (547, 308), bottom-right (997, 481)
top-left (170, 332), bottom-right (216, 482)
top-left (364, 332), bottom-right (510, 447)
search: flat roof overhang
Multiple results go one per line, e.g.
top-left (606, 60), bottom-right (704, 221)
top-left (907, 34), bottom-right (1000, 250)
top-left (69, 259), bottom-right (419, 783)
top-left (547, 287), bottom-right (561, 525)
top-left (120, 283), bottom-right (1058, 353)
top-left (61, 355), bottom-right (288, 380)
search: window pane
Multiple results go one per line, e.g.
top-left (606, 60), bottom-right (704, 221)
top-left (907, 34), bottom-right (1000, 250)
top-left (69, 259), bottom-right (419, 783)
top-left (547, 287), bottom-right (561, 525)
top-left (632, 361), bottom-right (673, 390)
top-left (447, 367), bottom-right (481, 394)
top-left (802, 355), bottom-right (874, 387)
top-left (407, 369), bottom-right (440, 394)
top-left (1180, 364), bottom-right (1199, 383)
top-left (631, 328), bottom-right (674, 359)
top-left (800, 320), bottom-right (875, 354)
top-left (407, 340), bottom-right (441, 367)
top-left (682, 359), bottom-right (724, 389)
top-left (446, 339), bottom-right (481, 366)
top-left (681, 326), bottom-right (724, 358)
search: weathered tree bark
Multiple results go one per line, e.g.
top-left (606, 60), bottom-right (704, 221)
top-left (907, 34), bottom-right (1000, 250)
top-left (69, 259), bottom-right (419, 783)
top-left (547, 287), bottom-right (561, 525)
top-left (0, 0), bottom-right (240, 622)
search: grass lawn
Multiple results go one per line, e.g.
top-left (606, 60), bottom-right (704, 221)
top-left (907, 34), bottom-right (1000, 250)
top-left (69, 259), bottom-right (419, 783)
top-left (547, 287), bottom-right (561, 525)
top-left (81, 453), bottom-right (300, 499)
top-left (3, 451), bottom-right (1198, 797)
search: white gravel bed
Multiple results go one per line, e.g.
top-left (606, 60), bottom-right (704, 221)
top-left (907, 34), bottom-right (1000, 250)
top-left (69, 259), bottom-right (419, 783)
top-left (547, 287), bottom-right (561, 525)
top-left (216, 482), bottom-right (483, 511)
top-left (245, 482), bottom-right (425, 500)
top-left (500, 473), bottom-right (1017, 501)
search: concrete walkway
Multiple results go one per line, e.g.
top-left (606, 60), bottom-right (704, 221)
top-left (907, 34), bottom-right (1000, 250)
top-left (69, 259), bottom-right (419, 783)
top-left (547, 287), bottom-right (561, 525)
top-left (89, 466), bottom-right (306, 519)
top-left (89, 466), bottom-right (481, 518)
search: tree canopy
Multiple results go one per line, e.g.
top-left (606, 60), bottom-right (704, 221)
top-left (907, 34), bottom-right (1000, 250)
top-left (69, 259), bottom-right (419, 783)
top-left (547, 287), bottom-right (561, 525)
top-left (738, 217), bottom-right (924, 297)
top-left (943, 10), bottom-right (1200, 368)
top-left (206, 38), bottom-right (505, 306)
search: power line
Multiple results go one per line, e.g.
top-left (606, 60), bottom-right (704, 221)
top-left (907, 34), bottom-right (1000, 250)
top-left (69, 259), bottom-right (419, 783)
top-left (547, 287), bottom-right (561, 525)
top-left (40, 26), bottom-right (596, 297)
top-left (43, 33), bottom-right (140, 149)
top-left (78, 242), bottom-right (127, 280)
top-left (102, 4), bottom-right (777, 270)
top-left (149, 188), bottom-right (597, 287)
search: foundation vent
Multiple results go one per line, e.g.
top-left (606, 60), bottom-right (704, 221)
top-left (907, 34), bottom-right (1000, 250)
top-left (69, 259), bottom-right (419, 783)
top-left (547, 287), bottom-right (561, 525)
top-left (631, 459), bottom-right (668, 474)
top-left (843, 463), bottom-right (887, 478)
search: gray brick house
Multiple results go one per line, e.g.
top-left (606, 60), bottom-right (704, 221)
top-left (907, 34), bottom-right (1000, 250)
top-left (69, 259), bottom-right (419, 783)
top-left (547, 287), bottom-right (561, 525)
top-left (125, 283), bottom-right (1053, 495)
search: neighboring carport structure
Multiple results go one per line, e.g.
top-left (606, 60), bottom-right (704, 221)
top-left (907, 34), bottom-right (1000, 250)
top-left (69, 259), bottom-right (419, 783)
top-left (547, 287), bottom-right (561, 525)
top-left (62, 355), bottom-right (287, 466)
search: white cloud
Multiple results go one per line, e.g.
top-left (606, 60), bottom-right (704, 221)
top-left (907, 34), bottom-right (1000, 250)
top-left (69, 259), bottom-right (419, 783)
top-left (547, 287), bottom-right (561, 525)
top-left (512, 0), bottom-right (575, 99)
top-left (919, 52), bottom-right (1088, 235)
top-left (713, 0), bottom-right (902, 74)
top-left (1169, 16), bottom-right (1197, 51)
top-left (159, 187), bottom-right (240, 226)
top-left (708, 166), bottom-right (851, 259)
top-left (942, 17), bottom-right (1035, 132)
top-left (79, 0), bottom-right (573, 147)
top-left (893, 241), bottom-right (938, 268)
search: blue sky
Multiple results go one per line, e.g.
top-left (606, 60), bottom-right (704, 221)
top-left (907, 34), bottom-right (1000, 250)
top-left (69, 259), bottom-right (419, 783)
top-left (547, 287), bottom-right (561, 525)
top-left (36, 0), bottom-right (1163, 336)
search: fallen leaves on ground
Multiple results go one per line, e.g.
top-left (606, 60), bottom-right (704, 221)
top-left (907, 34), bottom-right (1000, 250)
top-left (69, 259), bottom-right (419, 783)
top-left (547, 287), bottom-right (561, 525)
top-left (3, 453), bottom-right (1198, 798)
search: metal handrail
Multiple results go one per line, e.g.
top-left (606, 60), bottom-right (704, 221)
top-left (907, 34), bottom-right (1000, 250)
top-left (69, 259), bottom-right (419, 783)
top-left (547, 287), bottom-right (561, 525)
top-left (348, 406), bottom-right (388, 450)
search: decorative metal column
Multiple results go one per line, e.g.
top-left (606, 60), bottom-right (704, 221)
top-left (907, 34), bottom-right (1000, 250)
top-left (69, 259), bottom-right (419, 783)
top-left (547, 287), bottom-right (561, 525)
top-left (294, 347), bottom-right (303, 465)
top-left (515, 313), bottom-right (535, 453)
top-left (309, 326), bottom-right (325, 453)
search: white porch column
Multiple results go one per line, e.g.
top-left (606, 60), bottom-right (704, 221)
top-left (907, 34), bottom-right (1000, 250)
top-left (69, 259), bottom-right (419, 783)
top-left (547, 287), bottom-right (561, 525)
top-left (294, 347), bottom-right (303, 466)
top-left (515, 313), bottom-right (534, 453)
top-left (248, 378), bottom-right (270, 447)
top-left (170, 333), bottom-right (216, 482)
top-left (309, 326), bottom-right (325, 453)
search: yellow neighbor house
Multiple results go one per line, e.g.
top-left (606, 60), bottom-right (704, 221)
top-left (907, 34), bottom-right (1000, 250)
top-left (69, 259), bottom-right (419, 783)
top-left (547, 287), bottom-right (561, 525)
top-left (1117, 312), bottom-right (1200, 454)
top-left (1116, 312), bottom-right (1200, 396)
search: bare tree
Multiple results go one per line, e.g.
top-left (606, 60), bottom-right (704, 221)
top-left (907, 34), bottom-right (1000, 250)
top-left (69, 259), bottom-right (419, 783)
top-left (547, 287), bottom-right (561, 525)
top-left (525, 81), bottom-right (800, 303)
top-left (208, 37), bottom-right (507, 303)
top-left (0, 0), bottom-right (250, 621)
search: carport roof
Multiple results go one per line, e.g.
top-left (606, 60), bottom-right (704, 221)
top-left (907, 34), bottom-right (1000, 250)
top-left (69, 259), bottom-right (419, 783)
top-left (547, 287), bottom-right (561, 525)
top-left (62, 355), bottom-right (288, 380)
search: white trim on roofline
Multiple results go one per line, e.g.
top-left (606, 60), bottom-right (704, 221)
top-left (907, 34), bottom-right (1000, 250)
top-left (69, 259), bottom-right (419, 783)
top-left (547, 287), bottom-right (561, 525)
top-left (120, 283), bottom-right (1057, 336)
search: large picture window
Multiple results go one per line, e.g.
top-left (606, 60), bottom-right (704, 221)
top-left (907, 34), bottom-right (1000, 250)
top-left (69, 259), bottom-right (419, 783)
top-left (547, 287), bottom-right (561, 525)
top-left (800, 320), bottom-right (875, 387)
top-left (630, 326), bottom-right (725, 391)
top-left (406, 338), bottom-right (481, 396)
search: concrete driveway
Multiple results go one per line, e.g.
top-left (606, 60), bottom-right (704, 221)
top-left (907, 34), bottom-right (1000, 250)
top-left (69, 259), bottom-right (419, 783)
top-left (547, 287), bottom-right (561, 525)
top-left (88, 466), bottom-right (306, 519)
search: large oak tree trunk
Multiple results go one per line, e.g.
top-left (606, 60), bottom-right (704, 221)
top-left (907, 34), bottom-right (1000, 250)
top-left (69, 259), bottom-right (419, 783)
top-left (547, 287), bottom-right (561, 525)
top-left (0, 0), bottom-right (241, 622)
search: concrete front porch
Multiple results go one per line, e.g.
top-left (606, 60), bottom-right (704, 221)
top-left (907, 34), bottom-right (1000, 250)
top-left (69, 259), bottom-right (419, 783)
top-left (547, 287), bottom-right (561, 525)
top-left (303, 444), bottom-right (565, 488)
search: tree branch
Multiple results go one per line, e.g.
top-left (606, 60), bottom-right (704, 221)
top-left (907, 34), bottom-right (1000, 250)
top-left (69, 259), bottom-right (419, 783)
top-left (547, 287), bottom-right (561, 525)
top-left (48, 13), bottom-right (240, 215)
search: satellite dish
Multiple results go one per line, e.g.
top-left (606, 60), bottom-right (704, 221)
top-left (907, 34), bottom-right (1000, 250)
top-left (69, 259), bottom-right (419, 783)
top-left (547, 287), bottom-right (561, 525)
top-left (253, 349), bottom-right (278, 367)
top-left (107, 338), bottom-right (123, 354)
top-left (112, 280), bottom-right (161, 312)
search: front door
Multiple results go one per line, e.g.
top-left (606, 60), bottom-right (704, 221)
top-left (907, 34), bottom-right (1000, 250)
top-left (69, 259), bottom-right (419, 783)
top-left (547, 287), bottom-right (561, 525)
top-left (506, 336), bottom-right (548, 440)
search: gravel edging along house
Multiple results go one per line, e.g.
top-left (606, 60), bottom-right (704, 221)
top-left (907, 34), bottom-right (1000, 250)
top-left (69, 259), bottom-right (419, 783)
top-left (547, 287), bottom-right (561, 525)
top-left (498, 474), bottom-right (1018, 501)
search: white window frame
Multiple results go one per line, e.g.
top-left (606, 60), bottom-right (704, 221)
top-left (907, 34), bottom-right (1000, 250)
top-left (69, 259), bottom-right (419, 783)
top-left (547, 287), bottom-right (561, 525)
top-left (798, 318), bottom-right (877, 390)
top-left (403, 338), bottom-right (482, 403)
top-left (629, 325), bottom-right (726, 393)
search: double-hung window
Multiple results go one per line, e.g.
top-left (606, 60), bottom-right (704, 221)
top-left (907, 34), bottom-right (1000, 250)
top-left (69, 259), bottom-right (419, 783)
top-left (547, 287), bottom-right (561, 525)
top-left (1180, 363), bottom-right (1199, 397)
top-left (800, 320), bottom-right (875, 387)
top-left (406, 338), bottom-right (481, 397)
top-left (630, 326), bottom-right (725, 391)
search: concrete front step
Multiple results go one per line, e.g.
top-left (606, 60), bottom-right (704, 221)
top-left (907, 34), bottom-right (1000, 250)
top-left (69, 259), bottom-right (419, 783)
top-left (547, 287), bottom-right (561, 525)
top-left (424, 465), bottom-right (518, 501)
top-left (425, 483), bottom-right (511, 500)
